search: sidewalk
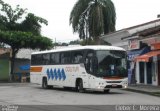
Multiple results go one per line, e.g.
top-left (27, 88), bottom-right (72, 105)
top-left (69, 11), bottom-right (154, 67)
top-left (125, 84), bottom-right (160, 97)
top-left (0, 82), bottom-right (32, 86)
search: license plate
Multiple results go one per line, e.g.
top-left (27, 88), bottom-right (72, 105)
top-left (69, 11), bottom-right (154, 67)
top-left (112, 84), bottom-right (117, 87)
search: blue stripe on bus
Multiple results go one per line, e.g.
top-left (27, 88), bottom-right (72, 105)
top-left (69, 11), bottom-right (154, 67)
top-left (61, 69), bottom-right (66, 81)
top-left (47, 68), bottom-right (66, 81)
top-left (50, 69), bottom-right (54, 80)
top-left (58, 69), bottom-right (61, 80)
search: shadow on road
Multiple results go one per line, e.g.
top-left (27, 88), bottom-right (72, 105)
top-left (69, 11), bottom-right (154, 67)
top-left (34, 86), bottom-right (124, 95)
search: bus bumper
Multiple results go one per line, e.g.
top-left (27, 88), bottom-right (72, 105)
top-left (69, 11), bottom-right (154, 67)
top-left (93, 81), bottom-right (128, 91)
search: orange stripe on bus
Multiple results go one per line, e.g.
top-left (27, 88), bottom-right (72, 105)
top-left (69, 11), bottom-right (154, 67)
top-left (103, 77), bottom-right (124, 80)
top-left (30, 67), bottom-right (42, 72)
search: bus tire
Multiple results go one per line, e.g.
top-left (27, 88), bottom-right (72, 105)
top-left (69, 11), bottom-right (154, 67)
top-left (104, 89), bottom-right (110, 93)
top-left (77, 79), bottom-right (85, 93)
top-left (42, 77), bottom-right (49, 89)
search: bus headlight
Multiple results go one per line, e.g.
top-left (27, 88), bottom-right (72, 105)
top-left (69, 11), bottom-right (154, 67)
top-left (124, 85), bottom-right (127, 88)
top-left (98, 86), bottom-right (104, 89)
top-left (97, 82), bottom-right (105, 89)
top-left (122, 81), bottom-right (128, 88)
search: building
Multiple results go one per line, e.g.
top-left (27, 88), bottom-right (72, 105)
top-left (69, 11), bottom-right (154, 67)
top-left (101, 19), bottom-right (160, 86)
top-left (13, 48), bottom-right (36, 82)
top-left (0, 48), bottom-right (11, 81)
top-left (0, 48), bottom-right (34, 82)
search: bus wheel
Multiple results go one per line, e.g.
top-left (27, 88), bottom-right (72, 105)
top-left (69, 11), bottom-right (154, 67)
top-left (104, 89), bottom-right (110, 93)
top-left (42, 78), bottom-right (48, 89)
top-left (77, 80), bottom-right (85, 93)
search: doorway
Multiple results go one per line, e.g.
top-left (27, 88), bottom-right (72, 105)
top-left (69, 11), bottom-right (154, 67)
top-left (147, 62), bottom-right (152, 84)
top-left (139, 62), bottom-right (144, 83)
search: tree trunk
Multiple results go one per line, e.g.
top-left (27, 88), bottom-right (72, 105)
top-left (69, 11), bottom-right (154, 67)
top-left (94, 37), bottom-right (101, 45)
top-left (95, 0), bottom-right (98, 4)
top-left (10, 48), bottom-right (18, 81)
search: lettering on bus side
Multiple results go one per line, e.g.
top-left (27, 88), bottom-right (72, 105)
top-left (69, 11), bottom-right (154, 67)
top-left (65, 66), bottom-right (79, 72)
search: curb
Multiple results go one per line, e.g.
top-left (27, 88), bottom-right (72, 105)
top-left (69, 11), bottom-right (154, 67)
top-left (123, 88), bottom-right (160, 97)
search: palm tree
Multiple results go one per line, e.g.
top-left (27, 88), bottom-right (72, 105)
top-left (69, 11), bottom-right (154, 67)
top-left (70, 0), bottom-right (116, 44)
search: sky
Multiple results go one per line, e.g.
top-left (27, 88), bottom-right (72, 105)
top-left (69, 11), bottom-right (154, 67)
top-left (4, 0), bottom-right (160, 43)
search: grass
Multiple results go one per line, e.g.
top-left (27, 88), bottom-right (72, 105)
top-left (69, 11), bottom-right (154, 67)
top-left (150, 92), bottom-right (160, 97)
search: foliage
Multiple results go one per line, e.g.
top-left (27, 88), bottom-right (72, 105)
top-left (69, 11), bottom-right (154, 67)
top-left (70, 0), bottom-right (116, 44)
top-left (0, 0), bottom-right (27, 31)
top-left (0, 31), bottom-right (53, 50)
top-left (53, 42), bottom-right (68, 46)
top-left (0, 0), bottom-right (53, 80)
top-left (0, 0), bottom-right (53, 51)
top-left (69, 40), bottom-right (80, 45)
top-left (20, 13), bottom-right (48, 36)
top-left (80, 39), bottom-right (96, 45)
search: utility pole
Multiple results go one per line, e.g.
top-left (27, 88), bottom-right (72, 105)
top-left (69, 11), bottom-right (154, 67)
top-left (54, 38), bottom-right (56, 49)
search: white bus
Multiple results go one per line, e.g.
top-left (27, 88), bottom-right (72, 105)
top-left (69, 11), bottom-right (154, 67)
top-left (30, 45), bottom-right (128, 93)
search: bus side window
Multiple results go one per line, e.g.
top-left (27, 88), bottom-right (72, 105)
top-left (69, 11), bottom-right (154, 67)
top-left (85, 50), bottom-right (94, 73)
top-left (31, 55), bottom-right (36, 65)
top-left (50, 53), bottom-right (56, 64)
top-left (71, 51), bottom-right (83, 64)
top-left (41, 54), bottom-right (45, 65)
top-left (55, 53), bottom-right (60, 64)
top-left (50, 53), bottom-right (60, 64)
top-left (44, 53), bottom-right (50, 65)
top-left (60, 52), bottom-right (71, 64)
top-left (36, 54), bottom-right (42, 65)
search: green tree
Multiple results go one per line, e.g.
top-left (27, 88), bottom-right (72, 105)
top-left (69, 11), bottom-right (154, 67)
top-left (20, 13), bottom-right (48, 36)
top-left (0, 0), bottom-right (53, 81)
top-left (70, 0), bottom-right (116, 45)
top-left (69, 40), bottom-right (80, 45)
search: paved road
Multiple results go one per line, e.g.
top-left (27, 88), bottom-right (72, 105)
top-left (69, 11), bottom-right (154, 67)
top-left (0, 83), bottom-right (160, 106)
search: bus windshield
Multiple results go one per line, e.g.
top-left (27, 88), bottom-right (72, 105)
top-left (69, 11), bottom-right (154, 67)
top-left (95, 50), bottom-right (127, 77)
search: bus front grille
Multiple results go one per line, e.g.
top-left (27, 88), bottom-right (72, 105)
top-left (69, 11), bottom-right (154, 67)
top-left (105, 85), bottom-right (122, 88)
top-left (106, 81), bottom-right (122, 83)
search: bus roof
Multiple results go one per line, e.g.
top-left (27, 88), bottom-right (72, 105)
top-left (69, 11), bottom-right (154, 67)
top-left (32, 45), bottom-right (126, 55)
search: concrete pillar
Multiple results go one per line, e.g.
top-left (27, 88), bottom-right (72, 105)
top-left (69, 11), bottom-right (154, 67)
top-left (144, 63), bottom-right (147, 84)
top-left (136, 62), bottom-right (140, 83)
